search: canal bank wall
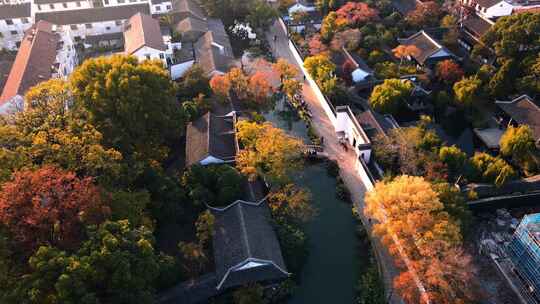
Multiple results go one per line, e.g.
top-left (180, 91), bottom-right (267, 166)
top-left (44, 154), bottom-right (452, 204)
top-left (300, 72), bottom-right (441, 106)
top-left (275, 18), bottom-right (428, 304)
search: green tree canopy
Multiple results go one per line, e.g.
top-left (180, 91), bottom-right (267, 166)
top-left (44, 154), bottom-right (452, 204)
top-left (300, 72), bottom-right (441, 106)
top-left (369, 79), bottom-right (413, 114)
top-left (13, 220), bottom-right (167, 304)
top-left (70, 55), bottom-right (183, 163)
top-left (479, 12), bottom-right (540, 58)
top-left (247, 0), bottom-right (277, 30)
top-left (439, 145), bottom-right (467, 177)
top-left (181, 164), bottom-right (244, 207)
top-left (176, 64), bottom-right (211, 100)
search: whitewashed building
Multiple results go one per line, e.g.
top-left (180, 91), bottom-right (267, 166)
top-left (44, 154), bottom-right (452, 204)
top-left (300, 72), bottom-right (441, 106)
top-left (0, 2), bottom-right (32, 50)
top-left (0, 20), bottom-right (78, 114)
top-left (123, 12), bottom-right (172, 63)
top-left (34, 3), bottom-right (150, 44)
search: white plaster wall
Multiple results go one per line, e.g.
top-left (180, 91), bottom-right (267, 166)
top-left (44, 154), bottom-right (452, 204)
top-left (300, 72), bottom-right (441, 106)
top-left (65, 20), bottom-right (124, 40)
top-left (0, 17), bottom-right (32, 50)
top-left (479, 1), bottom-right (513, 18)
top-left (133, 45), bottom-right (166, 62)
top-left (170, 59), bottom-right (194, 80)
top-left (34, 1), bottom-right (91, 12)
top-left (200, 155), bottom-right (225, 166)
top-left (150, 1), bottom-right (172, 14)
top-left (288, 3), bottom-right (315, 15)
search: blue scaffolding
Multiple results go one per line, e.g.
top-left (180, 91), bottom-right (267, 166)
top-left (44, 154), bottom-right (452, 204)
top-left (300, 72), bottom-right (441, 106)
top-left (507, 213), bottom-right (540, 301)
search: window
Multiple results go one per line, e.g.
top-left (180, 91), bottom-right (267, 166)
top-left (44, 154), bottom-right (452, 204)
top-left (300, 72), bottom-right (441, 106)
top-left (76, 1), bottom-right (81, 6)
top-left (15, 41), bottom-right (21, 48)
top-left (105, 26), bottom-right (111, 30)
top-left (129, 0), bottom-right (136, 3)
top-left (156, 5), bottom-right (161, 11)
top-left (22, 18), bottom-right (29, 24)
top-left (49, 4), bottom-right (54, 9)
top-left (117, 0), bottom-right (125, 3)
top-left (115, 20), bottom-right (122, 26)
top-left (74, 36), bottom-right (81, 42)
top-left (0, 32), bottom-right (3, 38)
top-left (37, 4), bottom-right (42, 10)
top-left (145, 54), bottom-right (151, 60)
top-left (159, 53), bottom-right (164, 59)
top-left (62, 3), bottom-right (67, 7)
top-left (70, 24), bottom-right (78, 30)
top-left (85, 23), bottom-right (92, 29)
top-left (5, 19), bottom-right (13, 25)
top-left (10, 30), bottom-right (18, 35)
top-left (166, 4), bottom-right (171, 9)
top-left (104, 0), bottom-right (109, 4)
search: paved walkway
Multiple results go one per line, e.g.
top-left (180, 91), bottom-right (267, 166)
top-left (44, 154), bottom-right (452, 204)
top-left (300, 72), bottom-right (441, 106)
top-left (266, 20), bottom-right (403, 304)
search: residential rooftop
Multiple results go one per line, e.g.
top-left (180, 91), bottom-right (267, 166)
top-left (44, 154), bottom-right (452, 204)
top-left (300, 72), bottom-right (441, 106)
top-left (35, 4), bottom-right (150, 25)
top-left (0, 2), bottom-right (31, 19)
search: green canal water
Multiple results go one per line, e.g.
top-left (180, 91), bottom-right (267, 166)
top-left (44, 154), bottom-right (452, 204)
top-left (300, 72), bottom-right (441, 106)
top-left (264, 99), bottom-right (365, 304)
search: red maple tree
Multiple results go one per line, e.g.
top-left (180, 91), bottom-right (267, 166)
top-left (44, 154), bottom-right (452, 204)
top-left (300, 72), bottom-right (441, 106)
top-left (436, 59), bottom-right (464, 84)
top-left (336, 2), bottom-right (379, 27)
top-left (0, 166), bottom-right (107, 251)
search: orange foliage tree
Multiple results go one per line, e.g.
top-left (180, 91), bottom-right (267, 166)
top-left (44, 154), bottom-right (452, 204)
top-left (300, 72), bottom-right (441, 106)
top-left (392, 45), bottom-right (421, 66)
top-left (336, 2), bottom-right (379, 27)
top-left (225, 67), bottom-right (250, 100)
top-left (436, 59), bottom-right (464, 84)
top-left (308, 34), bottom-right (329, 56)
top-left (209, 74), bottom-right (231, 100)
top-left (406, 1), bottom-right (441, 27)
top-left (249, 72), bottom-right (274, 104)
top-left (0, 166), bottom-right (107, 251)
top-left (365, 175), bottom-right (478, 304)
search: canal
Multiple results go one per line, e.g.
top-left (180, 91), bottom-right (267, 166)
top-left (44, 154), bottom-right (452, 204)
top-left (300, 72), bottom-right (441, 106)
top-left (264, 99), bottom-right (365, 304)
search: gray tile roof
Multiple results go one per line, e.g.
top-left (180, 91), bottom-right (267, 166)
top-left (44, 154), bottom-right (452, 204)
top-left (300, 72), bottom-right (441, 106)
top-left (35, 4), bottom-right (150, 25)
top-left (211, 200), bottom-right (288, 290)
top-left (194, 23), bottom-right (234, 75)
top-left (462, 13), bottom-right (493, 39)
top-left (171, 0), bottom-right (206, 21)
top-left (176, 16), bottom-right (208, 42)
top-left (398, 30), bottom-right (453, 65)
top-left (496, 95), bottom-right (540, 142)
top-left (185, 112), bottom-right (237, 166)
top-left (475, 0), bottom-right (503, 8)
top-left (0, 3), bottom-right (31, 19)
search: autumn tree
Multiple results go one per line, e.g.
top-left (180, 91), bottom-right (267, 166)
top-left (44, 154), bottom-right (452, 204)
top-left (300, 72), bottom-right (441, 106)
top-left (369, 79), bottom-right (413, 114)
top-left (320, 12), bottom-right (345, 42)
top-left (210, 74), bottom-right (231, 100)
top-left (331, 28), bottom-right (362, 51)
top-left (392, 45), bottom-right (420, 68)
top-left (439, 145), bottom-right (468, 177)
top-left (225, 67), bottom-right (250, 100)
top-left (268, 184), bottom-right (315, 223)
top-left (304, 55), bottom-right (338, 95)
top-left (0, 166), bottom-right (106, 251)
top-left (236, 121), bottom-right (303, 184)
top-left (249, 71), bottom-right (274, 105)
top-left (273, 59), bottom-right (302, 99)
top-left (0, 79), bottom-right (122, 184)
top-left (468, 152), bottom-right (517, 186)
top-left (365, 176), bottom-right (477, 304)
top-left (308, 34), bottom-right (329, 55)
top-left (336, 2), bottom-right (379, 27)
top-left (500, 125), bottom-right (538, 173)
top-left (316, 0), bottom-right (338, 14)
top-left (406, 1), bottom-right (441, 27)
top-left (453, 76), bottom-right (482, 110)
top-left (70, 55), bottom-right (182, 162)
top-left (436, 60), bottom-right (464, 85)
